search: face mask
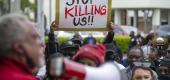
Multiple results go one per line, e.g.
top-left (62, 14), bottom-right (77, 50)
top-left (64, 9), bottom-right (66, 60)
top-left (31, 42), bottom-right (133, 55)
top-left (156, 45), bottom-right (164, 50)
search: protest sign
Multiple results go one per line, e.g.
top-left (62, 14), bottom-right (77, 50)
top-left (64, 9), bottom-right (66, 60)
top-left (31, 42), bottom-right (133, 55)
top-left (55, 0), bottom-right (112, 31)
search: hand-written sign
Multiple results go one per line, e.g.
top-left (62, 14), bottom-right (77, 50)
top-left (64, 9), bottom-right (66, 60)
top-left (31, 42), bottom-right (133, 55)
top-left (55, 0), bottom-right (112, 31)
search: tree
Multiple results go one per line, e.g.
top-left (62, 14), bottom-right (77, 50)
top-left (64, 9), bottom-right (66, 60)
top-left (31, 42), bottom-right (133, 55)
top-left (21, 0), bottom-right (36, 12)
top-left (21, 0), bottom-right (37, 21)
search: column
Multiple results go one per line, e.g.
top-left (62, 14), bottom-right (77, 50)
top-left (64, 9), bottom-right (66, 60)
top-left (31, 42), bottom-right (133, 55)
top-left (126, 10), bottom-right (130, 26)
top-left (152, 9), bottom-right (160, 30)
top-left (10, 0), bottom-right (21, 13)
top-left (114, 9), bottom-right (121, 25)
top-left (133, 10), bottom-right (138, 27)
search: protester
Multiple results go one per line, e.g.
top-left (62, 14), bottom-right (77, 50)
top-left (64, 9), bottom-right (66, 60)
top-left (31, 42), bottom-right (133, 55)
top-left (128, 31), bottom-right (137, 50)
top-left (104, 43), bottom-right (122, 63)
top-left (59, 40), bottom-right (80, 58)
top-left (136, 32), bottom-right (144, 46)
top-left (158, 58), bottom-right (170, 80)
top-left (72, 32), bottom-right (83, 40)
top-left (103, 22), bottom-right (123, 61)
top-left (127, 47), bottom-right (144, 67)
top-left (148, 48), bottom-right (160, 72)
top-left (166, 45), bottom-right (170, 58)
top-left (72, 44), bottom-right (105, 67)
top-left (45, 29), bottom-right (59, 64)
top-left (121, 47), bottom-right (144, 80)
top-left (83, 33), bottom-right (97, 45)
top-left (155, 37), bottom-right (166, 59)
top-left (131, 66), bottom-right (155, 80)
top-left (71, 32), bottom-right (83, 46)
top-left (104, 43), bottom-right (125, 70)
top-left (0, 14), bottom-right (45, 80)
top-left (141, 33), bottom-right (155, 59)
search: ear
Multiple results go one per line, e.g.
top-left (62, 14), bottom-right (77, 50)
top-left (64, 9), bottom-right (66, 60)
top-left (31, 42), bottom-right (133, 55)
top-left (12, 42), bottom-right (25, 55)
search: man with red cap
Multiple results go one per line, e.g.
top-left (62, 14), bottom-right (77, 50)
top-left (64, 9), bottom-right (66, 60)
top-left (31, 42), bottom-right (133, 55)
top-left (72, 44), bottom-right (106, 67)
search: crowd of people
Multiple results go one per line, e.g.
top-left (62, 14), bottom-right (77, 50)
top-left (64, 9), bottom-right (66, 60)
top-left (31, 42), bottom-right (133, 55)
top-left (0, 13), bottom-right (170, 80)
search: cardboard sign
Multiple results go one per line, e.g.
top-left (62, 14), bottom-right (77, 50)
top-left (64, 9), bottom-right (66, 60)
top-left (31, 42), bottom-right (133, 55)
top-left (55, 0), bottom-right (112, 31)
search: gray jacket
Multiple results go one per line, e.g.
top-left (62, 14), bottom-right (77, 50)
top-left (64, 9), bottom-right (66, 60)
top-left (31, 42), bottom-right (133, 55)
top-left (121, 66), bottom-right (131, 80)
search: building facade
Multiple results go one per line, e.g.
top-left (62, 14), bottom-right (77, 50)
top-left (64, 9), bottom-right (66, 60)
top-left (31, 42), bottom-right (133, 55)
top-left (112, 0), bottom-right (170, 33)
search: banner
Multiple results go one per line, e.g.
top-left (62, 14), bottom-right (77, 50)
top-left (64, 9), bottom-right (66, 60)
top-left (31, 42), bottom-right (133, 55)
top-left (55, 0), bottom-right (112, 31)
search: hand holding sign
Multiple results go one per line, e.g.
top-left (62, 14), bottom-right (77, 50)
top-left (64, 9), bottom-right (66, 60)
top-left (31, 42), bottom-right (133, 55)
top-left (51, 21), bottom-right (58, 32)
top-left (55, 0), bottom-right (112, 31)
top-left (109, 22), bottom-right (115, 30)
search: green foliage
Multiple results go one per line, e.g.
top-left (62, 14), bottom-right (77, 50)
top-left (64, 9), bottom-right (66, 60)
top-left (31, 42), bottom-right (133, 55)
top-left (44, 36), bottom-right (130, 54)
top-left (44, 36), bottom-right (48, 42)
top-left (0, 1), bottom-right (2, 7)
top-left (114, 36), bottom-right (130, 53)
top-left (56, 37), bottom-right (70, 43)
top-left (21, 0), bottom-right (36, 12)
top-left (0, 0), bottom-right (2, 4)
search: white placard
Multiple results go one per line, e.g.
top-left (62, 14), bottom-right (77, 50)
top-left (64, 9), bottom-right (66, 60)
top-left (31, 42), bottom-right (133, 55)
top-left (55, 0), bottom-right (112, 31)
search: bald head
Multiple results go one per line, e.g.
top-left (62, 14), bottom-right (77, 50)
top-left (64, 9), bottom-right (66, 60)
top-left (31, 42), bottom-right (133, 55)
top-left (0, 13), bottom-right (30, 56)
top-left (128, 47), bottom-right (144, 65)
